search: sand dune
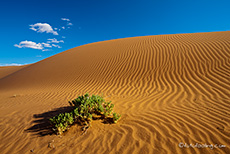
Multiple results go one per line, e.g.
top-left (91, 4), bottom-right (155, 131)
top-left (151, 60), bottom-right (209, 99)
top-left (0, 31), bottom-right (229, 154)
top-left (0, 65), bottom-right (28, 80)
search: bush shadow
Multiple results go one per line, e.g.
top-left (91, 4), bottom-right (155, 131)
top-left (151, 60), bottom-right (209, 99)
top-left (102, 117), bottom-right (114, 124)
top-left (25, 106), bottom-right (74, 137)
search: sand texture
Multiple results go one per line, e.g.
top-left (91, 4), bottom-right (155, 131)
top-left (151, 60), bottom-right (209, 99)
top-left (0, 32), bottom-right (229, 154)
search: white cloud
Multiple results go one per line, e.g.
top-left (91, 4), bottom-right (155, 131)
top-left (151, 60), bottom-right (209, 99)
top-left (30, 23), bottom-right (58, 35)
top-left (14, 20), bottom-right (71, 52)
top-left (0, 63), bottom-right (25, 66)
top-left (42, 49), bottom-right (51, 51)
top-left (14, 40), bottom-right (43, 50)
top-left (67, 22), bottom-right (73, 26)
top-left (14, 40), bottom-right (55, 50)
top-left (61, 18), bottom-right (70, 21)
top-left (36, 55), bottom-right (42, 57)
top-left (47, 38), bottom-right (64, 43)
top-left (42, 43), bottom-right (52, 47)
top-left (52, 44), bottom-right (61, 48)
top-left (61, 18), bottom-right (73, 27)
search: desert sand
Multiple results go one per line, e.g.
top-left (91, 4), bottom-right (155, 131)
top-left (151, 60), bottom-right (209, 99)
top-left (0, 31), bottom-right (229, 154)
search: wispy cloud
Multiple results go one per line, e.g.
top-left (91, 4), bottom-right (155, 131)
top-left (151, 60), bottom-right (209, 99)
top-left (30, 23), bottom-right (58, 35)
top-left (14, 40), bottom-right (43, 50)
top-left (67, 22), bottom-right (73, 26)
top-left (61, 18), bottom-right (70, 21)
top-left (42, 43), bottom-right (52, 48)
top-left (47, 38), bottom-right (64, 43)
top-left (0, 63), bottom-right (26, 66)
top-left (61, 18), bottom-right (73, 27)
top-left (41, 49), bottom-right (51, 51)
top-left (52, 44), bottom-right (61, 48)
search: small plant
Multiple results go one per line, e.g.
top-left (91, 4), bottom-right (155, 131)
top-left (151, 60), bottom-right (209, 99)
top-left (49, 112), bottom-right (74, 135)
top-left (113, 112), bottom-right (121, 124)
top-left (49, 93), bottom-right (121, 135)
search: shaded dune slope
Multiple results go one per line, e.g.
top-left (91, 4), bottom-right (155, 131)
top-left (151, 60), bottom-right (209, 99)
top-left (0, 65), bottom-right (28, 80)
top-left (0, 32), bottom-right (229, 154)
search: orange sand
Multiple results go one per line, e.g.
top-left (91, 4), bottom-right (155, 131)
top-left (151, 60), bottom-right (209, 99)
top-left (0, 32), bottom-right (229, 154)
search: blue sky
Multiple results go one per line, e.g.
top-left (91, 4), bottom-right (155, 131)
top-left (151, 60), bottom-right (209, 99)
top-left (1, 0), bottom-right (230, 66)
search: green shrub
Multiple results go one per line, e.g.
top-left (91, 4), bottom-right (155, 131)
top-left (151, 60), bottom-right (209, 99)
top-left (49, 112), bottom-right (74, 134)
top-left (49, 93), bottom-right (121, 135)
top-left (112, 112), bottom-right (121, 123)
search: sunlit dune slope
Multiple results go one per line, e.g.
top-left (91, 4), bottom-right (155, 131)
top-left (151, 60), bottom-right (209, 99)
top-left (0, 31), bottom-right (229, 154)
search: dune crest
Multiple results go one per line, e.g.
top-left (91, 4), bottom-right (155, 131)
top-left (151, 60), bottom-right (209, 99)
top-left (0, 31), bottom-right (229, 154)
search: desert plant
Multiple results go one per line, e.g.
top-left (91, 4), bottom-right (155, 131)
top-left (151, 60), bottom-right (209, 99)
top-left (49, 93), bottom-right (121, 135)
top-left (49, 112), bottom-right (74, 134)
top-left (112, 112), bottom-right (121, 123)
